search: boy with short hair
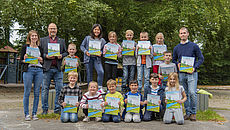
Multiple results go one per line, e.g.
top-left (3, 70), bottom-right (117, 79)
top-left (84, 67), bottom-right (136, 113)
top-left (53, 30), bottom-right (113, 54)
top-left (121, 30), bottom-right (136, 94)
top-left (123, 80), bottom-right (144, 123)
top-left (58, 71), bottom-right (82, 123)
top-left (61, 43), bottom-right (80, 86)
top-left (136, 32), bottom-right (153, 99)
top-left (158, 50), bottom-right (177, 88)
top-left (143, 73), bottom-right (165, 121)
top-left (102, 79), bottom-right (124, 123)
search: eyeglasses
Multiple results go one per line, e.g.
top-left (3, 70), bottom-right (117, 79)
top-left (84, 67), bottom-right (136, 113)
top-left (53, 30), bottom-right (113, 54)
top-left (48, 28), bottom-right (57, 30)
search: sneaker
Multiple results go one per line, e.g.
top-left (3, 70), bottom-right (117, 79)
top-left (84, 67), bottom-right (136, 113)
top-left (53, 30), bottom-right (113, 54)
top-left (95, 117), bottom-right (101, 122)
top-left (184, 115), bottom-right (190, 120)
top-left (25, 115), bottom-right (31, 121)
top-left (32, 115), bottom-right (39, 121)
top-left (41, 110), bottom-right (48, 115)
top-left (190, 114), bottom-right (196, 121)
top-left (98, 89), bottom-right (106, 95)
top-left (83, 116), bottom-right (90, 122)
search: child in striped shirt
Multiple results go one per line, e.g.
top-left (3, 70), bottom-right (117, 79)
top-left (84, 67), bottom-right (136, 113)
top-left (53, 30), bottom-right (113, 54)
top-left (143, 73), bottom-right (165, 121)
top-left (80, 81), bottom-right (104, 122)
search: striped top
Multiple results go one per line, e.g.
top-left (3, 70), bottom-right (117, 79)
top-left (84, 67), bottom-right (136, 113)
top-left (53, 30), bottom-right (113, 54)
top-left (151, 86), bottom-right (160, 95)
top-left (80, 91), bottom-right (104, 109)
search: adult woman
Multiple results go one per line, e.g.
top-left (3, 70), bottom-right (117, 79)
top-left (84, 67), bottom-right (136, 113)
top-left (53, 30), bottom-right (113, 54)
top-left (20, 30), bottom-right (43, 121)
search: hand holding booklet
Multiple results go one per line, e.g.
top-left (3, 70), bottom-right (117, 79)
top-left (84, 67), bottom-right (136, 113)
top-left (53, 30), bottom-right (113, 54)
top-left (137, 41), bottom-right (151, 55)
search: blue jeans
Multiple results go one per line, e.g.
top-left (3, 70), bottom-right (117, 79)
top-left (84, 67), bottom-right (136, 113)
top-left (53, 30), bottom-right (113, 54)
top-left (179, 72), bottom-right (198, 115)
top-left (121, 65), bottom-right (135, 93)
top-left (102, 113), bottom-right (121, 123)
top-left (60, 109), bottom-right (78, 123)
top-left (41, 68), bottom-right (63, 112)
top-left (137, 64), bottom-right (150, 98)
top-left (23, 67), bottom-right (43, 116)
top-left (85, 57), bottom-right (104, 86)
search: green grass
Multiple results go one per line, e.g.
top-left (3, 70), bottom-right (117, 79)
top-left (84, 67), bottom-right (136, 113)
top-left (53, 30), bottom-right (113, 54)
top-left (197, 109), bottom-right (226, 121)
top-left (37, 113), bottom-right (61, 120)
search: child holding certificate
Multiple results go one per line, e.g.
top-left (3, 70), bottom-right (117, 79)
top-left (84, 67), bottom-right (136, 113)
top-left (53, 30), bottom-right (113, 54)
top-left (102, 79), bottom-right (124, 123)
top-left (121, 30), bottom-right (136, 94)
top-left (163, 72), bottom-right (187, 125)
top-left (58, 71), bottom-right (82, 123)
top-left (80, 24), bottom-right (106, 94)
top-left (143, 73), bottom-right (165, 121)
top-left (61, 43), bottom-right (80, 86)
top-left (136, 32), bottom-right (153, 98)
top-left (80, 81), bottom-right (104, 122)
top-left (123, 80), bottom-right (144, 123)
top-left (103, 31), bottom-right (122, 83)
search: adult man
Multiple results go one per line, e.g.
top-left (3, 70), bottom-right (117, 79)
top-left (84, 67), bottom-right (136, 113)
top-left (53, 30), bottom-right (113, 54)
top-left (172, 27), bottom-right (204, 121)
top-left (40, 23), bottom-right (67, 114)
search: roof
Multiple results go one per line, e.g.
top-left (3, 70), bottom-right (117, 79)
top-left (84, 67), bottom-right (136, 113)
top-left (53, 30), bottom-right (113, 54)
top-left (0, 46), bottom-right (18, 53)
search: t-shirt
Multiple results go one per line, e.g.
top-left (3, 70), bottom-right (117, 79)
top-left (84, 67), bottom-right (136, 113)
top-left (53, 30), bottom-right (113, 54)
top-left (141, 55), bottom-right (146, 64)
top-left (150, 86), bottom-right (160, 95)
top-left (105, 91), bottom-right (124, 112)
top-left (165, 85), bottom-right (184, 100)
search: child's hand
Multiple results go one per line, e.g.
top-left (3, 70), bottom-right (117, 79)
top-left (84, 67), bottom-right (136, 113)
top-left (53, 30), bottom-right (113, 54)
top-left (75, 102), bottom-right (79, 107)
top-left (46, 54), bottom-right (55, 59)
top-left (86, 51), bottom-right (90, 56)
top-left (124, 99), bottom-right (127, 104)
top-left (149, 46), bottom-right (152, 50)
top-left (143, 100), bottom-right (148, 104)
top-left (153, 52), bottom-right (157, 56)
top-left (165, 99), bottom-right (167, 104)
top-left (24, 54), bottom-right (28, 60)
top-left (57, 55), bottom-right (62, 59)
top-left (133, 47), bottom-right (136, 51)
top-left (118, 101), bottom-right (121, 105)
top-left (38, 57), bottom-right (43, 63)
top-left (86, 104), bottom-right (89, 108)
top-left (63, 60), bottom-right (66, 65)
top-left (97, 52), bottom-right (102, 57)
top-left (121, 48), bottom-right (123, 51)
top-left (76, 62), bottom-right (79, 67)
top-left (158, 100), bottom-right (161, 105)
top-left (104, 102), bottom-right (108, 106)
top-left (136, 46), bottom-right (139, 50)
top-left (62, 102), bottom-right (66, 107)
top-left (100, 103), bottom-right (104, 107)
top-left (159, 75), bottom-right (164, 79)
top-left (176, 100), bottom-right (183, 104)
top-left (140, 101), bottom-right (145, 105)
top-left (178, 63), bottom-right (181, 70)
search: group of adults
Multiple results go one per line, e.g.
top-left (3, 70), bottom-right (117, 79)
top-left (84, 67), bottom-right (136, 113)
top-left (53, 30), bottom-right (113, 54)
top-left (20, 22), bottom-right (203, 121)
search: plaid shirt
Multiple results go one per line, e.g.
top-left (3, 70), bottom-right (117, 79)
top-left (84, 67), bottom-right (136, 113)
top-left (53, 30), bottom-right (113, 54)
top-left (58, 84), bottom-right (82, 107)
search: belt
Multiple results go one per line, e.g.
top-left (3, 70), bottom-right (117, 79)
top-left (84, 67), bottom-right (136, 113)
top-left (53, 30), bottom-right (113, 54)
top-left (30, 66), bottom-right (43, 69)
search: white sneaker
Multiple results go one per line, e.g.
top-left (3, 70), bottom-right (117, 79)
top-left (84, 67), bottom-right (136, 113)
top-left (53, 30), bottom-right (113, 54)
top-left (95, 117), bottom-right (101, 122)
top-left (25, 115), bottom-right (31, 121)
top-left (32, 115), bottom-right (39, 121)
top-left (98, 89), bottom-right (106, 95)
top-left (83, 116), bottom-right (90, 122)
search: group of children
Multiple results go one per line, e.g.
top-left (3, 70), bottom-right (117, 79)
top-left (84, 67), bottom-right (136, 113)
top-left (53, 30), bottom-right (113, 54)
top-left (58, 71), bottom-right (186, 125)
top-left (57, 28), bottom-right (187, 125)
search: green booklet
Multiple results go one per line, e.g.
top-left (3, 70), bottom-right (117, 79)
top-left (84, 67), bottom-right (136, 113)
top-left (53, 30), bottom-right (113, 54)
top-left (88, 100), bottom-right (102, 117)
top-left (137, 41), bottom-right (151, 55)
top-left (104, 43), bottom-right (119, 60)
top-left (48, 43), bottom-right (60, 56)
top-left (25, 47), bottom-right (39, 64)
top-left (166, 91), bottom-right (180, 109)
top-left (88, 40), bottom-right (101, 56)
top-left (105, 97), bottom-right (120, 115)
top-left (64, 58), bottom-right (78, 73)
top-left (147, 94), bottom-right (160, 112)
top-left (180, 56), bottom-right (195, 73)
top-left (64, 96), bottom-right (78, 113)
top-left (153, 44), bottom-right (167, 61)
top-left (122, 40), bottom-right (135, 56)
top-left (126, 95), bottom-right (140, 113)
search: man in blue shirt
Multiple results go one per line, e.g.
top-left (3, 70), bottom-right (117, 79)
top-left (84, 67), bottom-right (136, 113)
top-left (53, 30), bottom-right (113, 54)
top-left (172, 27), bottom-right (204, 121)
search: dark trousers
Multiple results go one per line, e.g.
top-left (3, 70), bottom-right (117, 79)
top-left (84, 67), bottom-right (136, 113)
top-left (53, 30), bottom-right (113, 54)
top-left (105, 63), bottom-right (117, 82)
